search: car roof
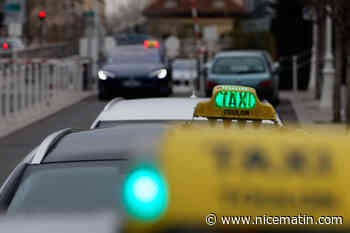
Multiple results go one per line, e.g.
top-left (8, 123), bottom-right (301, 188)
top-left (95, 98), bottom-right (208, 123)
top-left (215, 50), bottom-right (266, 58)
top-left (41, 125), bottom-right (167, 164)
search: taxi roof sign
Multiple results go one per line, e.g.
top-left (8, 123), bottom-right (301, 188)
top-left (194, 85), bottom-right (277, 121)
top-left (126, 127), bottom-right (349, 232)
top-left (144, 40), bottom-right (159, 49)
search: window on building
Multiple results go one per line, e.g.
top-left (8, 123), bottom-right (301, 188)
top-left (165, 0), bottom-right (179, 8)
top-left (213, 0), bottom-right (226, 9)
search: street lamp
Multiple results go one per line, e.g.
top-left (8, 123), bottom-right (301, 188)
top-left (320, 6), bottom-right (335, 109)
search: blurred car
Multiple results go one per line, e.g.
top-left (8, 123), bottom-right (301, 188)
top-left (172, 59), bottom-right (197, 93)
top-left (206, 50), bottom-right (280, 106)
top-left (115, 33), bottom-right (156, 46)
top-left (98, 44), bottom-right (172, 100)
top-left (91, 86), bottom-right (283, 129)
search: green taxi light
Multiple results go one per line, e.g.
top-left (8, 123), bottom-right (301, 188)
top-left (216, 90), bottom-right (256, 110)
top-left (122, 166), bottom-right (168, 221)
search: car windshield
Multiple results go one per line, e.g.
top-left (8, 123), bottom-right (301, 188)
top-left (212, 57), bottom-right (266, 74)
top-left (108, 52), bottom-right (161, 64)
top-left (7, 161), bottom-right (128, 214)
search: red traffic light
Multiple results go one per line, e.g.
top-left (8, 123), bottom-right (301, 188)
top-left (39, 11), bottom-right (46, 19)
top-left (2, 43), bottom-right (9, 50)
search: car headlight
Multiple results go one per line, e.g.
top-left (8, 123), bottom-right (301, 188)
top-left (150, 69), bottom-right (168, 79)
top-left (98, 70), bottom-right (113, 80)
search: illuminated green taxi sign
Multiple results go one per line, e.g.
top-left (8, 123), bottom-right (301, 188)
top-left (193, 85), bottom-right (277, 121)
top-left (215, 90), bottom-right (256, 109)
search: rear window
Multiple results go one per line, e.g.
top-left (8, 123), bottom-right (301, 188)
top-left (212, 57), bottom-right (266, 74)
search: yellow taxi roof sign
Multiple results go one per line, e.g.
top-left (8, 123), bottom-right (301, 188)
top-left (126, 127), bottom-right (349, 232)
top-left (160, 127), bottom-right (348, 230)
top-left (194, 85), bottom-right (277, 121)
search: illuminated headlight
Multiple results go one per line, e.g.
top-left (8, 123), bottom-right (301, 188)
top-left (150, 69), bottom-right (168, 79)
top-left (98, 70), bottom-right (112, 80)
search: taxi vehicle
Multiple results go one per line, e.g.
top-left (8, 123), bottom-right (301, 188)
top-left (91, 85), bottom-right (284, 129)
top-left (0, 117), bottom-right (348, 233)
top-left (206, 51), bottom-right (280, 106)
top-left (97, 42), bottom-right (172, 100)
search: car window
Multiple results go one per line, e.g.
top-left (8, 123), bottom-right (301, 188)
top-left (7, 161), bottom-right (128, 214)
top-left (212, 57), bottom-right (266, 74)
top-left (108, 53), bottom-right (161, 64)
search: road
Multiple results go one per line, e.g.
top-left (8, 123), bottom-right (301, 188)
top-left (0, 95), bottom-right (297, 185)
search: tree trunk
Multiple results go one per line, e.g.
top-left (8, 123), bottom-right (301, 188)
top-left (316, 18), bottom-right (326, 100)
top-left (333, 26), bottom-right (343, 122)
top-left (346, 44), bottom-right (350, 126)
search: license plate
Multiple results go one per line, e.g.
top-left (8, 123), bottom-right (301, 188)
top-left (122, 80), bottom-right (141, 87)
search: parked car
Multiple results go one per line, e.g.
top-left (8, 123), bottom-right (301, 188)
top-left (206, 50), bottom-right (280, 106)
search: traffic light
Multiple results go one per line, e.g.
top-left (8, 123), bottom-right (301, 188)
top-left (38, 11), bottom-right (46, 20)
top-left (2, 42), bottom-right (8, 50)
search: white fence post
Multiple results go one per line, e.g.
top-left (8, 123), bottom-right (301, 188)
top-left (19, 62), bottom-right (25, 114)
top-left (5, 65), bottom-right (10, 118)
top-left (293, 55), bottom-right (298, 96)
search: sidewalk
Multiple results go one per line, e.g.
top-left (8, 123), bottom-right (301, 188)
top-left (280, 91), bottom-right (331, 124)
top-left (280, 89), bottom-right (348, 131)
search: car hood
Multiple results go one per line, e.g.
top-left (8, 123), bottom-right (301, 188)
top-left (102, 63), bottom-right (165, 78)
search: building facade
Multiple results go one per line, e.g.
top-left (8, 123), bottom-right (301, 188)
top-left (143, 0), bottom-right (247, 38)
top-left (23, 0), bottom-right (105, 44)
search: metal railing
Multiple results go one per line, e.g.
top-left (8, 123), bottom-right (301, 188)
top-left (278, 50), bottom-right (312, 95)
top-left (0, 57), bottom-right (94, 138)
top-left (0, 42), bottom-right (79, 59)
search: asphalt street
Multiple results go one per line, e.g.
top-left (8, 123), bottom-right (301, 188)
top-left (0, 94), bottom-right (297, 185)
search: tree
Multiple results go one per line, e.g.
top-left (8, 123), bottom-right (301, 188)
top-left (106, 0), bottom-right (149, 34)
top-left (302, 0), bottom-right (350, 123)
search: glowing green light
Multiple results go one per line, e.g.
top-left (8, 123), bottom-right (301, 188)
top-left (216, 91), bottom-right (256, 109)
top-left (122, 166), bottom-right (168, 221)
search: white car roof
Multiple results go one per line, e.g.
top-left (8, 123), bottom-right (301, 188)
top-left (92, 98), bottom-right (208, 128)
top-left (92, 98), bottom-right (283, 129)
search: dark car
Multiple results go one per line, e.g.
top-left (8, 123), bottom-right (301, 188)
top-left (98, 45), bottom-right (172, 99)
top-left (115, 33), bottom-right (155, 46)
